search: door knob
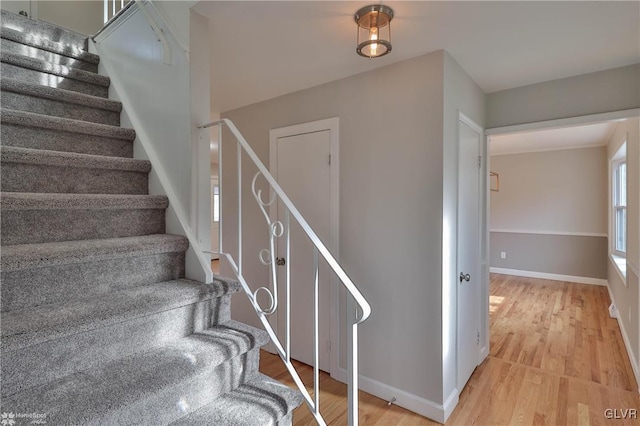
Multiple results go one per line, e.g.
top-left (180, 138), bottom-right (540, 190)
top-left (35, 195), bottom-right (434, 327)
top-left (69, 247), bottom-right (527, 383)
top-left (459, 272), bottom-right (471, 282)
top-left (276, 257), bottom-right (286, 266)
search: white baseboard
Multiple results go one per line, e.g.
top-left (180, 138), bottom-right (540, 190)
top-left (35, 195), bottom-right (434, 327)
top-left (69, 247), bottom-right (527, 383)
top-left (335, 367), bottom-right (452, 423)
top-left (489, 267), bottom-right (608, 286)
top-left (606, 287), bottom-right (640, 393)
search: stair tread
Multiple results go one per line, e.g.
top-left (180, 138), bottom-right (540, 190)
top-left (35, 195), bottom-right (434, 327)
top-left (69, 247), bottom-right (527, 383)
top-left (1, 78), bottom-right (121, 111)
top-left (1, 279), bottom-right (243, 352)
top-left (2, 320), bottom-right (268, 423)
top-left (1, 192), bottom-right (168, 210)
top-left (1, 51), bottom-right (109, 87)
top-left (1, 234), bottom-right (189, 271)
top-left (1, 146), bottom-right (150, 172)
top-left (1, 108), bottom-right (135, 140)
top-left (0, 26), bottom-right (99, 64)
top-left (175, 373), bottom-right (304, 425)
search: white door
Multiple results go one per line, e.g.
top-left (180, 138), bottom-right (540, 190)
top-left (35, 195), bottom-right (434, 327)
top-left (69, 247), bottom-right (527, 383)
top-left (210, 176), bottom-right (219, 260)
top-left (457, 114), bottom-right (482, 391)
top-left (2, 1), bottom-right (34, 18)
top-left (273, 127), bottom-right (333, 372)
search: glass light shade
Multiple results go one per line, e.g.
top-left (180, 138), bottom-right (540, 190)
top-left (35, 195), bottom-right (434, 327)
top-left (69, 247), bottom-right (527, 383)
top-left (355, 5), bottom-right (393, 58)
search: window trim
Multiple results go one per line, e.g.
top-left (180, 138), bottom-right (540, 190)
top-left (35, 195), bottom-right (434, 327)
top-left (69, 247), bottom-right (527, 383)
top-left (609, 140), bottom-right (627, 281)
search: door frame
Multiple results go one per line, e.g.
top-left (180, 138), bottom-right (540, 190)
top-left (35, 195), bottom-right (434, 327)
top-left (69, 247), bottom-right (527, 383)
top-left (268, 117), bottom-right (340, 377)
top-left (456, 111), bottom-right (486, 391)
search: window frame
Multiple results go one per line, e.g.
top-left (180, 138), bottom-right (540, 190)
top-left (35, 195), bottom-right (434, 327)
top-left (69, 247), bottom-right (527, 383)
top-left (609, 140), bottom-right (627, 282)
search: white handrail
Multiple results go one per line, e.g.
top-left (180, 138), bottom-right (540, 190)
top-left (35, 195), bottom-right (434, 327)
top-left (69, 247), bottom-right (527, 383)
top-left (200, 118), bottom-right (371, 425)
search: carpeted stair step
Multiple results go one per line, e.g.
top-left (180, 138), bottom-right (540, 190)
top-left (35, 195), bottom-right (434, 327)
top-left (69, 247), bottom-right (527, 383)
top-left (1, 279), bottom-right (243, 398)
top-left (174, 373), bottom-right (304, 426)
top-left (1, 146), bottom-right (150, 194)
top-left (1, 9), bottom-right (89, 48)
top-left (1, 234), bottom-right (190, 312)
top-left (1, 320), bottom-right (268, 424)
top-left (1, 192), bottom-right (168, 245)
top-left (1, 78), bottom-right (121, 125)
top-left (1, 51), bottom-right (109, 97)
top-left (1, 26), bottom-right (99, 73)
top-left (0, 108), bottom-right (135, 157)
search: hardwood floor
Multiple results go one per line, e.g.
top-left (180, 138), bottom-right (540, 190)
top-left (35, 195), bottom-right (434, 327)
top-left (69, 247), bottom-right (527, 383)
top-left (259, 274), bottom-right (640, 425)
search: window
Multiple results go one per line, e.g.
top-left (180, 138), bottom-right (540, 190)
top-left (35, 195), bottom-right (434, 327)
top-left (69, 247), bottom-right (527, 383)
top-left (612, 160), bottom-right (626, 255)
top-left (610, 140), bottom-right (626, 279)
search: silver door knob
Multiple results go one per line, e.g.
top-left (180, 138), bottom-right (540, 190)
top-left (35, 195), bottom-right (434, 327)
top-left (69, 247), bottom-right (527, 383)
top-left (459, 273), bottom-right (471, 282)
top-left (276, 257), bottom-right (286, 266)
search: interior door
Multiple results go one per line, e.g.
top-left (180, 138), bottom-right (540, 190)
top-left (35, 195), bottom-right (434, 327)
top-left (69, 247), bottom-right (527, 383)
top-left (210, 176), bottom-right (219, 260)
top-left (457, 115), bottom-right (482, 391)
top-left (1, 1), bottom-right (34, 17)
top-left (275, 129), bottom-right (332, 372)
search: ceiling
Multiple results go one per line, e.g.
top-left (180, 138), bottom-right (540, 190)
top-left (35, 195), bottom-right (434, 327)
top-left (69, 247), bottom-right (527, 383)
top-left (193, 1), bottom-right (639, 115)
top-left (489, 121), bottom-right (619, 156)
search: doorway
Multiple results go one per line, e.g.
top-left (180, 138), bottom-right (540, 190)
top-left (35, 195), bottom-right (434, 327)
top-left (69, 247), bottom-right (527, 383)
top-left (269, 118), bottom-right (339, 374)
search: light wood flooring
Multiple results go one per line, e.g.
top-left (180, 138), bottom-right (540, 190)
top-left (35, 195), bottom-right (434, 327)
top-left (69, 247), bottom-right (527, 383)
top-left (259, 274), bottom-right (640, 425)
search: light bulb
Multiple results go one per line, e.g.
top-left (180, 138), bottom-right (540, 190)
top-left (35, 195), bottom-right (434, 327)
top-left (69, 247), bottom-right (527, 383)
top-left (369, 27), bottom-right (378, 56)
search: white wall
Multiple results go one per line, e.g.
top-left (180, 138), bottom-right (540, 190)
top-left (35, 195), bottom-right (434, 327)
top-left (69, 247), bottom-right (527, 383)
top-left (607, 117), bottom-right (640, 389)
top-left (487, 64), bottom-right (640, 129)
top-left (92, 2), bottom-right (211, 282)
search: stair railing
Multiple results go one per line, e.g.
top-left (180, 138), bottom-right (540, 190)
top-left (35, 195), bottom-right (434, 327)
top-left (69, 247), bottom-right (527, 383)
top-left (199, 119), bottom-right (371, 426)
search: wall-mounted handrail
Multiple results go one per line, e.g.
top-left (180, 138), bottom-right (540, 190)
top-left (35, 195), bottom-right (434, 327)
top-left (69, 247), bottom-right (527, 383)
top-left (200, 118), bottom-right (371, 425)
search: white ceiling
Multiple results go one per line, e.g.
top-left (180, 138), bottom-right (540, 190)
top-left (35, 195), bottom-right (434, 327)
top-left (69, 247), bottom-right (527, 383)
top-left (489, 121), bottom-right (618, 156)
top-left (193, 1), bottom-right (640, 115)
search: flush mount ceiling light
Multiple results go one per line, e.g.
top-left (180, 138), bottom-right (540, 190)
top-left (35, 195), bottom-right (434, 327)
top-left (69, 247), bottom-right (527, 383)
top-left (354, 4), bottom-right (394, 58)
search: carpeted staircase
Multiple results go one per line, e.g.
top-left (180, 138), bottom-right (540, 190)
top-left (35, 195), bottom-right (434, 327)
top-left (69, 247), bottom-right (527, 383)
top-left (0, 10), bottom-right (302, 425)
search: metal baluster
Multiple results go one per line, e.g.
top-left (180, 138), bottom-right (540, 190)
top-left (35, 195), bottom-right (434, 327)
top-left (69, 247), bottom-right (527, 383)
top-left (313, 246), bottom-right (320, 415)
top-left (347, 295), bottom-right (358, 426)
top-left (218, 124), bottom-right (223, 254)
top-left (285, 210), bottom-right (291, 363)
top-left (237, 141), bottom-right (242, 275)
top-left (103, 0), bottom-right (108, 23)
top-left (112, 0), bottom-right (115, 19)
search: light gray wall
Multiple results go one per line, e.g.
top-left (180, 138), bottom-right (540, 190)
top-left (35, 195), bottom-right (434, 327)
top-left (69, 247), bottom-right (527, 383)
top-left (221, 51), bottom-right (448, 408)
top-left (491, 147), bottom-right (607, 233)
top-left (441, 51), bottom-right (486, 407)
top-left (37, 1), bottom-right (104, 35)
top-left (490, 146), bottom-right (608, 278)
top-left (487, 64), bottom-right (640, 128)
top-left (491, 233), bottom-right (607, 278)
top-left (606, 117), bottom-right (640, 383)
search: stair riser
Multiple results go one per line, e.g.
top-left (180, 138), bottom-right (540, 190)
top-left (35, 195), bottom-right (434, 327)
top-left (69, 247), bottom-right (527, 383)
top-left (1, 163), bottom-right (148, 194)
top-left (102, 349), bottom-right (260, 426)
top-left (2, 208), bottom-right (165, 245)
top-left (1, 123), bottom-right (133, 157)
top-left (1, 91), bottom-right (120, 125)
top-left (1, 296), bottom-right (233, 398)
top-left (0, 39), bottom-right (98, 72)
top-left (1, 62), bottom-right (108, 97)
top-left (1, 252), bottom-right (186, 312)
top-left (278, 412), bottom-right (294, 426)
top-left (1, 348), bottom-right (260, 424)
top-left (1, 10), bottom-right (88, 48)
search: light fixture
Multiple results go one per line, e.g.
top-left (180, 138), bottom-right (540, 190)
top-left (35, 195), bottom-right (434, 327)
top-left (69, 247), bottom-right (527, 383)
top-left (354, 4), bottom-right (394, 58)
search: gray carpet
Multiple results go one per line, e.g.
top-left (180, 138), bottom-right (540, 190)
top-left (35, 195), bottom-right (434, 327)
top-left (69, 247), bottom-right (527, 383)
top-left (0, 9), bottom-right (302, 425)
